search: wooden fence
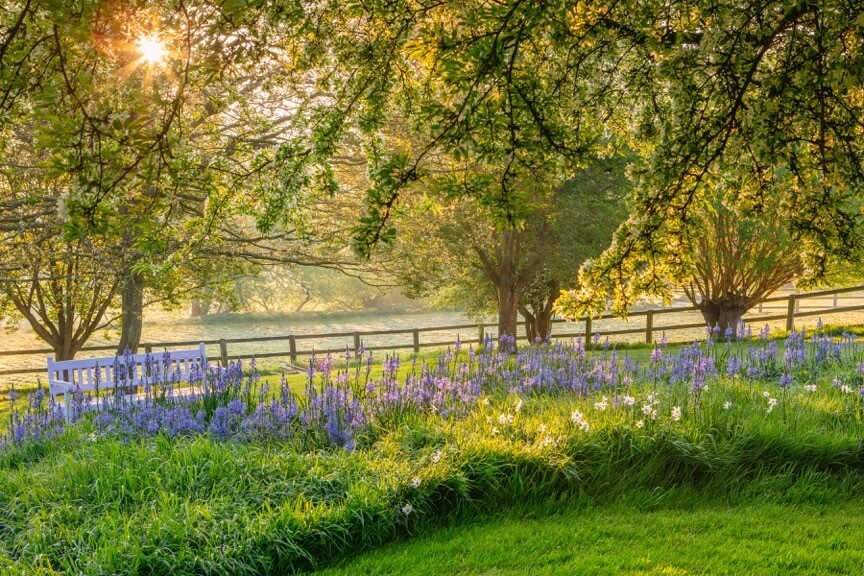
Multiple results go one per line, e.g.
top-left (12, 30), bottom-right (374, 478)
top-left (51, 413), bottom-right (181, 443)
top-left (2, 285), bottom-right (864, 383)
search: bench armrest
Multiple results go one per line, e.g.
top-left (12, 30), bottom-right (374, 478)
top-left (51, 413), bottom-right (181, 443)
top-left (49, 380), bottom-right (74, 394)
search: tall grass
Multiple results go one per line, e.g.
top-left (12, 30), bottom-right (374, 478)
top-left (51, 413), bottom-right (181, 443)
top-left (2, 369), bottom-right (864, 574)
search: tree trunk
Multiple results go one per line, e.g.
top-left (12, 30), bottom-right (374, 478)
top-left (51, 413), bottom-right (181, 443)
top-left (295, 284), bottom-right (312, 312)
top-left (698, 295), bottom-right (750, 336)
top-left (51, 309), bottom-right (82, 361)
top-left (522, 307), bottom-right (537, 343)
top-left (520, 283), bottom-right (558, 344)
top-left (498, 284), bottom-right (519, 346)
top-left (535, 306), bottom-right (553, 341)
top-left (494, 230), bottom-right (520, 350)
top-left (535, 283), bottom-right (558, 342)
top-left (116, 271), bottom-right (145, 354)
top-left (521, 305), bottom-right (553, 343)
top-left (52, 337), bottom-right (78, 362)
top-left (190, 299), bottom-right (211, 318)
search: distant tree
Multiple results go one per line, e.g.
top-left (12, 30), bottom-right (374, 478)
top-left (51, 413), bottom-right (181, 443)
top-left (227, 265), bottom-right (393, 316)
top-left (559, 185), bottom-right (804, 333)
top-left (683, 197), bottom-right (803, 333)
top-left (392, 159), bottom-right (628, 341)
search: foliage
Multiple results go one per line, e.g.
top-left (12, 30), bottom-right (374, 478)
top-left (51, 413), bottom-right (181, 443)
top-left (560, 187), bottom-right (804, 329)
top-left (390, 159), bottom-right (629, 338)
top-left (243, 1), bottom-right (864, 287)
top-left (4, 1), bottom-right (864, 344)
top-left (0, 1), bottom-right (380, 356)
top-left (565, 1), bottom-right (864, 309)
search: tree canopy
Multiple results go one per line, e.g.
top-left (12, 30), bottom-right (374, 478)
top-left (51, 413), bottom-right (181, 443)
top-left (296, 0), bottom-right (864, 304)
top-left (2, 0), bottom-right (864, 345)
top-left (390, 158), bottom-right (629, 339)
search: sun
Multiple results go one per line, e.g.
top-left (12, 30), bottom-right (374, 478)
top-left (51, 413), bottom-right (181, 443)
top-left (136, 34), bottom-right (166, 65)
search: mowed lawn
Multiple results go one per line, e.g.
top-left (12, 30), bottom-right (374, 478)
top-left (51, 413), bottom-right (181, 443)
top-left (317, 499), bottom-right (864, 575)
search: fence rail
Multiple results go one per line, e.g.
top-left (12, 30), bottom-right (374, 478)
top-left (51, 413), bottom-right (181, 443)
top-left (2, 285), bottom-right (864, 382)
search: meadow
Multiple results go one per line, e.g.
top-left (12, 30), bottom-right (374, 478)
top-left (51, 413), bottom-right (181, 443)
top-left (4, 289), bottom-right (862, 391)
top-left (3, 325), bottom-right (864, 574)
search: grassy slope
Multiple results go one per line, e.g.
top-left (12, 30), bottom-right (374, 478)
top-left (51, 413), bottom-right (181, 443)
top-left (5, 333), bottom-right (864, 574)
top-left (4, 375), bottom-right (864, 574)
top-left (317, 499), bottom-right (864, 575)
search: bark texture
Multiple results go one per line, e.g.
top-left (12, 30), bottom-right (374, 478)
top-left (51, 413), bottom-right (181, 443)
top-left (116, 270), bottom-right (145, 354)
top-left (520, 282), bottom-right (558, 342)
top-left (697, 294), bottom-right (750, 335)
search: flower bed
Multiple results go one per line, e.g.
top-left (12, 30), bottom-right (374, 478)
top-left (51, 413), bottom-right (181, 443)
top-left (3, 324), bottom-right (864, 573)
top-left (4, 323), bottom-right (864, 452)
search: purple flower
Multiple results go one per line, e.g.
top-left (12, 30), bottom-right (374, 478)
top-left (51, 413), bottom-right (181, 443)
top-left (726, 356), bottom-right (741, 376)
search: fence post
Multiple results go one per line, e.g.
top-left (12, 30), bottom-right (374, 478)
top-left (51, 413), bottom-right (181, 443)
top-left (219, 339), bottom-right (229, 367)
top-left (412, 329), bottom-right (420, 353)
top-left (645, 310), bottom-right (654, 345)
top-left (353, 331), bottom-right (361, 352)
top-left (584, 316), bottom-right (592, 345)
top-left (288, 335), bottom-right (297, 365)
top-left (477, 325), bottom-right (485, 344)
top-left (786, 295), bottom-right (796, 332)
top-left (143, 343), bottom-right (153, 377)
top-left (833, 294), bottom-right (838, 308)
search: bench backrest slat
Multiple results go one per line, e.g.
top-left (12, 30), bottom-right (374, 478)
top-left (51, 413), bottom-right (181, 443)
top-left (47, 344), bottom-right (209, 395)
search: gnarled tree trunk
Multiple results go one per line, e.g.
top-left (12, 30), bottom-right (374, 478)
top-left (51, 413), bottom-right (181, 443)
top-left (697, 294), bottom-right (750, 335)
top-left (520, 283), bottom-right (558, 343)
top-left (116, 270), bottom-right (145, 354)
top-left (190, 299), bottom-right (211, 318)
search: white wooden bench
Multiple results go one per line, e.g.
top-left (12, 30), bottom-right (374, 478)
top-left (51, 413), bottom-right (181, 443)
top-left (47, 344), bottom-right (213, 421)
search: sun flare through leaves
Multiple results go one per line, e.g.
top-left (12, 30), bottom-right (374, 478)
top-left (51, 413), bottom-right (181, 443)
top-left (135, 34), bottom-right (166, 66)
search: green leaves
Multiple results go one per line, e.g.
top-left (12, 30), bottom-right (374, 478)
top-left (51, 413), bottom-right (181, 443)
top-left (352, 152), bottom-right (416, 258)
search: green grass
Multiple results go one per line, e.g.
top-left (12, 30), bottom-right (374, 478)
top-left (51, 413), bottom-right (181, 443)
top-left (316, 498), bottom-right (864, 575)
top-left (4, 374), bottom-right (864, 574)
top-left (5, 332), bottom-right (864, 574)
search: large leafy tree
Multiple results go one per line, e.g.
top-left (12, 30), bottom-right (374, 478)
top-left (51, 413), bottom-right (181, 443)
top-left (0, 1), bottom-right (246, 357)
top-left (391, 159), bottom-right (628, 340)
top-left (683, 197), bottom-right (803, 333)
top-left (255, 1), bottom-right (864, 307)
top-left (558, 0), bottom-right (864, 311)
top-left (0, 1), bottom-right (368, 356)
